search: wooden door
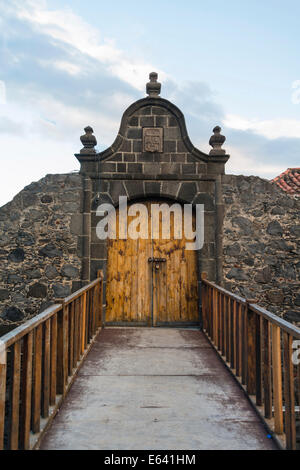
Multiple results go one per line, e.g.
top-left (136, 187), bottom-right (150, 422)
top-left (105, 200), bottom-right (199, 326)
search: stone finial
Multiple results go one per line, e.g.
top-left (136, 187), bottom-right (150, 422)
top-left (209, 126), bottom-right (226, 155)
top-left (80, 126), bottom-right (97, 154)
top-left (146, 72), bottom-right (161, 97)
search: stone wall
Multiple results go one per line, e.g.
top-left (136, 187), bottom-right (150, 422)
top-left (222, 174), bottom-right (300, 322)
top-left (0, 169), bottom-right (299, 330)
top-left (0, 173), bottom-right (83, 328)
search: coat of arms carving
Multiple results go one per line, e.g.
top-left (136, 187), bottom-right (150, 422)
top-left (143, 127), bottom-right (163, 153)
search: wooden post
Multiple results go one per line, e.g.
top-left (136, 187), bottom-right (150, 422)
top-left (9, 342), bottom-right (21, 449)
top-left (246, 300), bottom-right (256, 396)
top-left (57, 303), bottom-right (68, 395)
top-left (272, 324), bottom-right (283, 434)
top-left (235, 303), bottom-right (242, 377)
top-left (42, 319), bottom-right (51, 419)
top-left (50, 314), bottom-right (57, 406)
top-left (81, 292), bottom-right (87, 354)
top-left (32, 325), bottom-right (42, 433)
top-left (0, 344), bottom-right (7, 450)
top-left (283, 332), bottom-right (296, 449)
top-left (201, 272), bottom-right (207, 333)
top-left (19, 332), bottom-right (33, 450)
top-left (263, 319), bottom-right (272, 419)
top-left (255, 315), bottom-right (262, 406)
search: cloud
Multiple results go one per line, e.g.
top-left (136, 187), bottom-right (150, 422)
top-left (224, 113), bottom-right (300, 139)
top-left (0, 81), bottom-right (6, 104)
top-left (4, 0), bottom-right (167, 91)
top-left (39, 59), bottom-right (83, 76)
top-left (0, 0), bottom-right (298, 206)
top-left (0, 116), bottom-right (25, 134)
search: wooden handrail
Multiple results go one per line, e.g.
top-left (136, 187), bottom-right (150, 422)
top-left (201, 273), bottom-right (300, 450)
top-left (0, 273), bottom-right (104, 450)
top-left (202, 277), bottom-right (300, 339)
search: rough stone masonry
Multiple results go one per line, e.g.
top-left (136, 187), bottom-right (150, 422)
top-left (0, 73), bottom-right (299, 329)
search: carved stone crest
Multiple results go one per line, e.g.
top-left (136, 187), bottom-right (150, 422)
top-left (143, 127), bottom-right (163, 153)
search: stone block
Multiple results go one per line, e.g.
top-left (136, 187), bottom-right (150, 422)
top-left (152, 106), bottom-right (168, 115)
top-left (168, 116), bottom-right (177, 126)
top-left (53, 283), bottom-right (71, 298)
top-left (267, 220), bottom-right (283, 236)
top-left (124, 181), bottom-right (145, 200)
top-left (133, 141), bottom-right (142, 152)
top-left (136, 106), bottom-right (152, 115)
top-left (161, 181), bottom-right (180, 199)
top-left (127, 128), bottom-right (142, 139)
top-left (156, 116), bottom-right (168, 126)
top-left (91, 243), bottom-right (107, 259)
top-left (123, 153), bottom-right (136, 162)
top-left (61, 264), bottom-right (80, 279)
top-left (164, 141), bottom-right (176, 153)
top-left (177, 182), bottom-right (197, 203)
top-left (128, 116), bottom-right (138, 126)
top-left (161, 163), bottom-right (180, 175)
top-left (127, 163), bottom-right (143, 173)
top-left (182, 163), bottom-right (196, 175)
top-left (143, 163), bottom-right (161, 175)
top-left (101, 162), bottom-right (116, 173)
top-left (109, 180), bottom-right (127, 204)
top-left (28, 282), bottom-right (47, 298)
top-left (117, 163), bottom-right (126, 173)
top-left (140, 116), bottom-right (155, 127)
top-left (193, 193), bottom-right (215, 211)
top-left (164, 127), bottom-right (181, 140)
top-left (144, 182), bottom-right (161, 196)
top-left (120, 139), bottom-right (132, 152)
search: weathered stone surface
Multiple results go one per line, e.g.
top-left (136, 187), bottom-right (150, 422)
top-left (225, 243), bottom-right (241, 256)
top-left (7, 274), bottom-right (23, 284)
top-left (223, 174), bottom-right (300, 322)
top-left (8, 248), bottom-right (25, 263)
top-left (226, 268), bottom-right (248, 281)
top-left (284, 311), bottom-right (300, 322)
top-left (41, 195), bottom-right (53, 204)
top-left (266, 290), bottom-right (284, 304)
top-left (0, 289), bottom-right (9, 301)
top-left (53, 283), bottom-right (71, 298)
top-left (11, 292), bottom-right (27, 303)
top-left (45, 265), bottom-right (59, 279)
top-left (28, 282), bottom-right (47, 298)
top-left (0, 173), bottom-right (82, 328)
top-left (26, 268), bottom-right (41, 279)
top-left (17, 231), bottom-right (35, 246)
top-left (1, 306), bottom-right (24, 322)
top-left (39, 243), bottom-right (63, 258)
top-left (290, 225), bottom-right (300, 237)
top-left (61, 264), bottom-right (79, 279)
top-left (232, 217), bottom-right (253, 235)
top-left (267, 220), bottom-right (283, 236)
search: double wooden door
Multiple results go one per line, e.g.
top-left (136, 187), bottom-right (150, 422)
top-left (105, 200), bottom-right (199, 326)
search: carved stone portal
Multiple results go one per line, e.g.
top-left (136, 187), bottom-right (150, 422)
top-left (143, 127), bottom-right (163, 153)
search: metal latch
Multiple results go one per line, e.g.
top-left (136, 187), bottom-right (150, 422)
top-left (148, 257), bottom-right (166, 263)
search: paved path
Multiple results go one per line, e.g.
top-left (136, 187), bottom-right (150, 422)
top-left (39, 328), bottom-right (277, 450)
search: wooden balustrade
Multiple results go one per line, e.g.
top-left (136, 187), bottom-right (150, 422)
top-left (0, 273), bottom-right (103, 450)
top-left (201, 273), bottom-right (300, 450)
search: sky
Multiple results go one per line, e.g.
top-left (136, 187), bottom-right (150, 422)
top-left (0, 0), bottom-right (300, 206)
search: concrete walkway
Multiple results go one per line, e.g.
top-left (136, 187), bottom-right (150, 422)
top-left (39, 328), bottom-right (277, 450)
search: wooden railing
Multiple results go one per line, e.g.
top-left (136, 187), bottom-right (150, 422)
top-left (0, 273), bottom-right (103, 450)
top-left (201, 273), bottom-right (300, 450)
